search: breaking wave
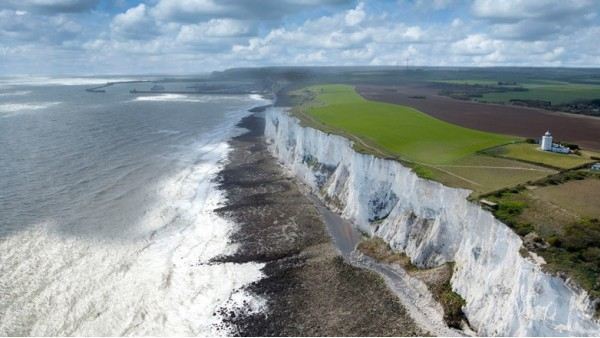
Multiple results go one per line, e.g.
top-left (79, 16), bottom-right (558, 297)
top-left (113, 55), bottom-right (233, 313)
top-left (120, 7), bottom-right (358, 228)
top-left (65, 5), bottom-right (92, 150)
top-left (0, 94), bottom-right (271, 336)
top-left (0, 90), bottom-right (31, 97)
top-left (0, 102), bottom-right (61, 116)
top-left (0, 142), bottom-right (265, 335)
top-left (133, 94), bottom-right (221, 103)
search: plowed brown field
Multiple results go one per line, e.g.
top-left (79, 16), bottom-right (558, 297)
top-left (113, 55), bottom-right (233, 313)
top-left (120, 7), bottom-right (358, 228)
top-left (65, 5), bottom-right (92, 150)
top-left (357, 85), bottom-right (600, 151)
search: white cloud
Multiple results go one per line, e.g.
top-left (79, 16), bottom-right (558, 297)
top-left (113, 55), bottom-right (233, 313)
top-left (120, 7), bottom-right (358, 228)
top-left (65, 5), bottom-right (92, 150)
top-left (1, 0), bottom-right (99, 14)
top-left (1, 0), bottom-right (600, 74)
top-left (471, 0), bottom-right (596, 41)
top-left (151, 0), bottom-right (352, 22)
top-left (341, 45), bottom-right (374, 61)
top-left (0, 9), bottom-right (81, 43)
top-left (472, 0), bottom-right (593, 21)
top-left (542, 47), bottom-right (565, 62)
top-left (178, 19), bottom-right (250, 41)
top-left (345, 2), bottom-right (365, 26)
top-left (294, 50), bottom-right (326, 63)
top-left (151, 0), bottom-right (225, 22)
top-left (111, 4), bottom-right (158, 40)
top-left (451, 34), bottom-right (502, 56)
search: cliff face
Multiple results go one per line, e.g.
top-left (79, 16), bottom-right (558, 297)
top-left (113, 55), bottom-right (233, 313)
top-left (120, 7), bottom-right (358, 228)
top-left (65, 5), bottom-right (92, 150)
top-left (264, 108), bottom-right (600, 336)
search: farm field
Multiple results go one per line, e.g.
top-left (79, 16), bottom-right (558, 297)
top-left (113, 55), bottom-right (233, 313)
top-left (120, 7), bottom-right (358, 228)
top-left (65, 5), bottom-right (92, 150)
top-left (485, 143), bottom-right (595, 169)
top-left (530, 179), bottom-right (600, 219)
top-left (299, 84), bottom-right (517, 164)
top-left (357, 85), bottom-right (600, 151)
top-left (279, 69), bottom-right (600, 313)
top-left (485, 172), bottom-right (600, 299)
top-left (294, 84), bottom-right (555, 194)
top-left (290, 80), bottom-right (600, 302)
top-left (433, 154), bottom-right (555, 194)
top-left (479, 83), bottom-right (600, 105)
top-left (434, 79), bottom-right (516, 86)
top-left (432, 77), bottom-right (600, 105)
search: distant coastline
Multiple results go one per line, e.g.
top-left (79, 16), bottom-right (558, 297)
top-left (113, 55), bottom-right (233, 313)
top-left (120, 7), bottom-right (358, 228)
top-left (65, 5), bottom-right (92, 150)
top-left (85, 80), bottom-right (151, 92)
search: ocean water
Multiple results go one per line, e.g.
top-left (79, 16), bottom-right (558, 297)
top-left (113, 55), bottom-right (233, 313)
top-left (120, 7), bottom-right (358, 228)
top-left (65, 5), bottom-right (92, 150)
top-left (0, 78), bottom-right (266, 335)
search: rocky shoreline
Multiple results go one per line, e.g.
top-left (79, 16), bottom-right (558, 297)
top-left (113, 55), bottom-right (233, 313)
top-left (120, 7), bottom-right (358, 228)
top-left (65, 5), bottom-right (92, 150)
top-left (214, 109), bottom-right (426, 336)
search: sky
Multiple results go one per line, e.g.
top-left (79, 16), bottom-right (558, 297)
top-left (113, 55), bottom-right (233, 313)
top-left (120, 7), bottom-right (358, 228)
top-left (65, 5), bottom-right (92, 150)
top-left (0, 0), bottom-right (599, 75)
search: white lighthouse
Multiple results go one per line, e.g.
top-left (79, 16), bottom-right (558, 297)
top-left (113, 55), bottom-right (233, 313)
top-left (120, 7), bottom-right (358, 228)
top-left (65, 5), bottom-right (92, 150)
top-left (541, 130), bottom-right (553, 151)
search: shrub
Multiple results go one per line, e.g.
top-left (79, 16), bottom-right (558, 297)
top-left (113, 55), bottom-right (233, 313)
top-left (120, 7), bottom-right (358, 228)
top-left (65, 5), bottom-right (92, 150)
top-left (547, 178), bottom-right (560, 185)
top-left (547, 235), bottom-right (562, 247)
top-left (498, 200), bottom-right (526, 216)
top-left (494, 200), bottom-right (527, 229)
top-left (439, 282), bottom-right (467, 329)
top-left (560, 142), bottom-right (580, 150)
top-left (413, 165), bottom-right (436, 180)
top-left (583, 247), bottom-right (600, 263)
top-left (562, 219), bottom-right (600, 252)
top-left (515, 223), bottom-right (534, 236)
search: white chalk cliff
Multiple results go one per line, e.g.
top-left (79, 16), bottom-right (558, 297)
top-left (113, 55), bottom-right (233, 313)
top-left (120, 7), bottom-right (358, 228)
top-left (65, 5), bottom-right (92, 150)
top-left (264, 108), bottom-right (600, 336)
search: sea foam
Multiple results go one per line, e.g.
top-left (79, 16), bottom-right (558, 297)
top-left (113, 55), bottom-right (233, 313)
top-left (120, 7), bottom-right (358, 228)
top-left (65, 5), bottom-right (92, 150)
top-left (133, 94), bottom-right (206, 102)
top-left (0, 102), bottom-right (61, 116)
top-left (0, 96), bottom-right (271, 336)
top-left (0, 90), bottom-right (31, 97)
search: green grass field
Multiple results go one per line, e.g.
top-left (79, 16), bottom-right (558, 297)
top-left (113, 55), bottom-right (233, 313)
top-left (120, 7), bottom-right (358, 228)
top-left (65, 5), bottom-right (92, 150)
top-left (434, 154), bottom-right (555, 193)
top-left (479, 83), bottom-right (600, 105)
top-left (300, 84), bottom-right (517, 164)
top-left (486, 143), bottom-right (594, 169)
top-left (292, 84), bottom-right (560, 195)
top-left (434, 79), bottom-right (512, 86)
top-left (287, 79), bottom-right (600, 305)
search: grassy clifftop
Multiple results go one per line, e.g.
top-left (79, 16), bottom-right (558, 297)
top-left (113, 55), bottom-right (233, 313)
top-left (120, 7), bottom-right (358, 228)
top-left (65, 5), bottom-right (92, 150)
top-left (298, 84), bottom-right (516, 165)
top-left (286, 83), bottom-right (600, 315)
top-left (290, 84), bottom-right (557, 194)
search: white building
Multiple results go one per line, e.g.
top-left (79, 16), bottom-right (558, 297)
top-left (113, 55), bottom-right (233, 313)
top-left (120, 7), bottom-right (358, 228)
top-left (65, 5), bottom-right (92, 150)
top-left (592, 163), bottom-right (600, 171)
top-left (541, 130), bottom-right (553, 151)
top-left (551, 144), bottom-right (571, 154)
top-left (540, 130), bottom-right (571, 154)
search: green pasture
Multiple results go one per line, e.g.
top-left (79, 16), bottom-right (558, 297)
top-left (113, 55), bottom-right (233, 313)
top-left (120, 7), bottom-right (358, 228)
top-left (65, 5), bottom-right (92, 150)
top-left (434, 154), bottom-right (555, 194)
top-left (434, 79), bottom-right (508, 86)
top-left (479, 83), bottom-right (600, 105)
top-left (485, 143), bottom-right (594, 169)
top-left (299, 84), bottom-right (517, 165)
